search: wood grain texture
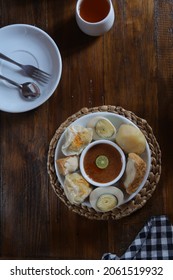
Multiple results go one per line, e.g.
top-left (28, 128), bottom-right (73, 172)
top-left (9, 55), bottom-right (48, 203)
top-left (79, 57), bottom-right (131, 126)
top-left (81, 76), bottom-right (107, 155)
top-left (0, 0), bottom-right (173, 259)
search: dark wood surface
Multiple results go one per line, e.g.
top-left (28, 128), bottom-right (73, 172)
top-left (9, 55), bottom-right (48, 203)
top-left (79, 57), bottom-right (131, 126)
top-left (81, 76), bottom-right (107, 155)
top-left (0, 0), bottom-right (173, 259)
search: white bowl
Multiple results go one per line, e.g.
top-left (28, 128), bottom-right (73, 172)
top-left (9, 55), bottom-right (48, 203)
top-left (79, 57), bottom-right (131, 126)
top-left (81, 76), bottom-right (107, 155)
top-left (76, 0), bottom-right (115, 36)
top-left (79, 139), bottom-right (126, 187)
top-left (0, 24), bottom-right (62, 113)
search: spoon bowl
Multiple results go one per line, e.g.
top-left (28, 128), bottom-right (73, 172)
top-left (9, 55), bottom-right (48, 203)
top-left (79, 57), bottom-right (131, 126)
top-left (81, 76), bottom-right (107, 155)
top-left (19, 82), bottom-right (40, 100)
top-left (0, 74), bottom-right (40, 100)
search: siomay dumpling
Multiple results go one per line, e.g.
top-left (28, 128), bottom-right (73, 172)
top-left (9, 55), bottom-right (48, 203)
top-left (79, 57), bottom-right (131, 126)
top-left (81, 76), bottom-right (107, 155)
top-left (56, 155), bottom-right (79, 176)
top-left (62, 125), bottom-right (93, 156)
top-left (115, 124), bottom-right (146, 154)
top-left (123, 153), bottom-right (146, 194)
top-left (64, 172), bottom-right (92, 205)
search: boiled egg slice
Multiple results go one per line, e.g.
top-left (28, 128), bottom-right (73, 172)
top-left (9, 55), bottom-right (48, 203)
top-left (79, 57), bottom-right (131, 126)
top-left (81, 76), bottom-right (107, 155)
top-left (87, 116), bottom-right (116, 140)
top-left (89, 186), bottom-right (124, 212)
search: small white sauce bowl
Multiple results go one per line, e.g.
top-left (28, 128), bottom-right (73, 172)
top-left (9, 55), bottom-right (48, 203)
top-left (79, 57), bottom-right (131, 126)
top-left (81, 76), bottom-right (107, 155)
top-left (75, 0), bottom-right (115, 36)
top-left (80, 139), bottom-right (126, 187)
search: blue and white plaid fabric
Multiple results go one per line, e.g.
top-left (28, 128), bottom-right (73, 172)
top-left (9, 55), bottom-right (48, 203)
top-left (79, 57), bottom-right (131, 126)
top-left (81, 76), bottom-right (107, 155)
top-left (102, 215), bottom-right (173, 260)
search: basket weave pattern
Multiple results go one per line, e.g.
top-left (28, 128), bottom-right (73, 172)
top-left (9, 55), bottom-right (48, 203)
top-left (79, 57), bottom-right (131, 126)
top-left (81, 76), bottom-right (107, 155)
top-left (47, 106), bottom-right (161, 220)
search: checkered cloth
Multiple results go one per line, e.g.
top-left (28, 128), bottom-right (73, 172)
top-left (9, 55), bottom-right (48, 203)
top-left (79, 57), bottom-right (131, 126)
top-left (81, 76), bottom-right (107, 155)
top-left (102, 215), bottom-right (173, 260)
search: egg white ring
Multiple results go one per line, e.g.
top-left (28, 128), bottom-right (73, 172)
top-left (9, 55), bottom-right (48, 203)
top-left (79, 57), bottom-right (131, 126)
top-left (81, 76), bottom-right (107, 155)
top-left (89, 186), bottom-right (124, 212)
top-left (87, 116), bottom-right (117, 140)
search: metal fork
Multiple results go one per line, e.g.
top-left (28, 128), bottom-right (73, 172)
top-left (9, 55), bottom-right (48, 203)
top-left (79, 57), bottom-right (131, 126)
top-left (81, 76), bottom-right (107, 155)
top-left (0, 52), bottom-right (51, 83)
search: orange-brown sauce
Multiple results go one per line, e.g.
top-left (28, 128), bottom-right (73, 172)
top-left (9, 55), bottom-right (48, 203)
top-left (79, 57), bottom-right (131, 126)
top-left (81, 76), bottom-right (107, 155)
top-left (84, 143), bottom-right (122, 183)
top-left (79, 0), bottom-right (110, 23)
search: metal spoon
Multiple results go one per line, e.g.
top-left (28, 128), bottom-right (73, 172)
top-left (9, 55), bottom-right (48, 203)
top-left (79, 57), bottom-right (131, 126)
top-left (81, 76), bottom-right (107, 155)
top-left (0, 74), bottom-right (40, 100)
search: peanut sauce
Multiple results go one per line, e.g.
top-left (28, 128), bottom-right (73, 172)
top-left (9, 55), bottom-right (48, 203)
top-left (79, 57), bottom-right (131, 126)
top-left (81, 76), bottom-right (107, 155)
top-left (79, 0), bottom-right (110, 23)
top-left (83, 143), bottom-right (122, 183)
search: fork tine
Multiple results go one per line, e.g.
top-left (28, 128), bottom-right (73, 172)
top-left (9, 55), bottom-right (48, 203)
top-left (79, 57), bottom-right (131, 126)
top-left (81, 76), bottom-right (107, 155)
top-left (32, 71), bottom-right (50, 80)
top-left (31, 71), bottom-right (51, 83)
top-left (31, 74), bottom-right (49, 83)
top-left (38, 69), bottom-right (51, 77)
top-left (33, 67), bottom-right (51, 77)
top-left (32, 75), bottom-right (50, 84)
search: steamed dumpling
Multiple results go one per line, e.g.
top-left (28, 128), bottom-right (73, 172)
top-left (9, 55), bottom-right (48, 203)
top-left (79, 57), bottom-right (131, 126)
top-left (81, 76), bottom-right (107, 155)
top-left (87, 116), bottom-right (116, 140)
top-left (115, 124), bottom-right (146, 154)
top-left (64, 173), bottom-right (92, 205)
top-left (56, 155), bottom-right (79, 176)
top-left (123, 153), bottom-right (147, 194)
top-left (62, 125), bottom-right (93, 156)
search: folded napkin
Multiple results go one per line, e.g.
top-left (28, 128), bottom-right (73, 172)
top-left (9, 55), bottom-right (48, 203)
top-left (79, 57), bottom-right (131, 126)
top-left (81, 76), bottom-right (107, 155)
top-left (102, 215), bottom-right (173, 260)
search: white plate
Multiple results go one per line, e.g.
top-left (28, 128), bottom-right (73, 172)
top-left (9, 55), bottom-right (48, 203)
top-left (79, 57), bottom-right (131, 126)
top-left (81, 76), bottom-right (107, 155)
top-left (54, 112), bottom-right (151, 207)
top-left (0, 24), bottom-right (62, 113)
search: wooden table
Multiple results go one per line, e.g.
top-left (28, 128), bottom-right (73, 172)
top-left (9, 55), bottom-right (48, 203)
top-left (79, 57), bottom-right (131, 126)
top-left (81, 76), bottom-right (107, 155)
top-left (0, 0), bottom-right (173, 260)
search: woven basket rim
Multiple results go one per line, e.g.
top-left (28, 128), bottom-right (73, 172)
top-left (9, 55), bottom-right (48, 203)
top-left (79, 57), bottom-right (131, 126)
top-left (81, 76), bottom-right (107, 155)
top-left (47, 105), bottom-right (161, 220)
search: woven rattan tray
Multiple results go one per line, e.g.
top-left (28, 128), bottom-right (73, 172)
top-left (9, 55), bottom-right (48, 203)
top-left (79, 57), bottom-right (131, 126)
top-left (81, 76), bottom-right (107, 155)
top-left (47, 106), bottom-right (161, 220)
